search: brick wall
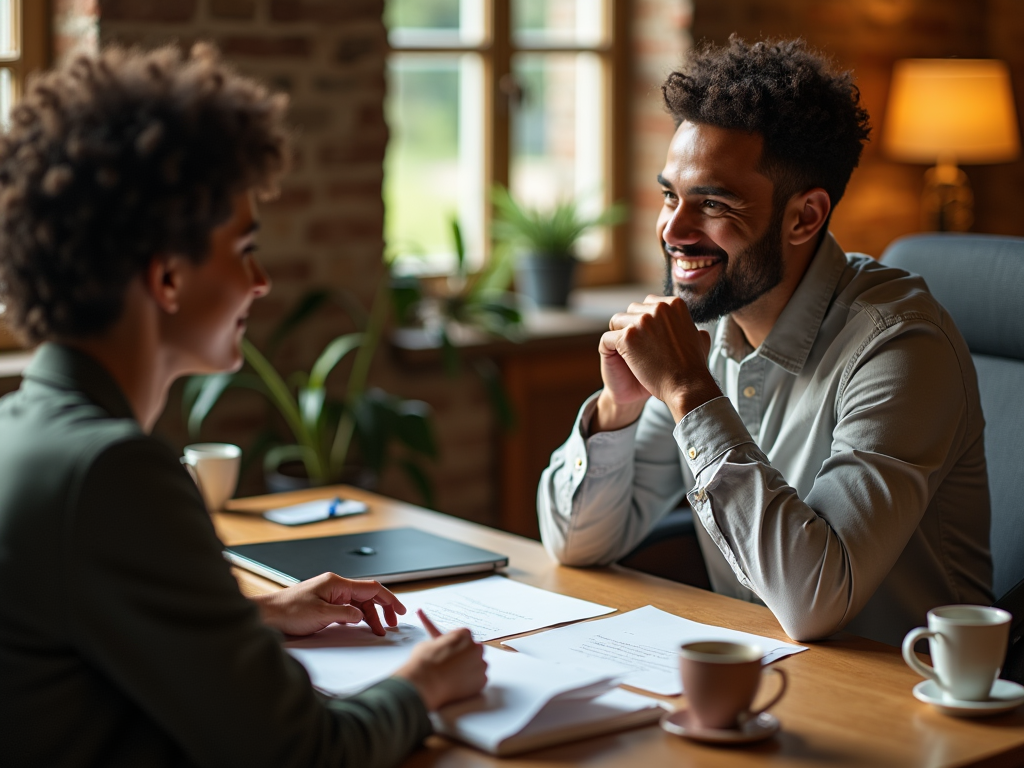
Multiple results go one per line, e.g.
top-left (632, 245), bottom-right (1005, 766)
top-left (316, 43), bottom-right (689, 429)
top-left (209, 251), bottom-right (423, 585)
top-left (91, 0), bottom-right (500, 524)
top-left (690, 0), bottom-right (1024, 258)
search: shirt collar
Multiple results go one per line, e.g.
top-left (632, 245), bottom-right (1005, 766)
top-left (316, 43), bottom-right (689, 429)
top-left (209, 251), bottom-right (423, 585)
top-left (23, 343), bottom-right (137, 421)
top-left (713, 232), bottom-right (848, 374)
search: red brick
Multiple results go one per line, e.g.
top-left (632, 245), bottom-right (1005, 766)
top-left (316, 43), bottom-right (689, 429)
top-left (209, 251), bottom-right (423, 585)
top-left (335, 34), bottom-right (383, 65)
top-left (317, 138), bottom-right (386, 167)
top-left (98, 0), bottom-right (197, 23)
top-left (270, 0), bottom-right (382, 24)
top-left (265, 257), bottom-right (314, 283)
top-left (306, 217), bottom-right (381, 244)
top-left (219, 36), bottom-right (311, 58)
top-left (326, 179), bottom-right (382, 199)
top-left (262, 184), bottom-right (314, 211)
top-left (209, 0), bottom-right (256, 21)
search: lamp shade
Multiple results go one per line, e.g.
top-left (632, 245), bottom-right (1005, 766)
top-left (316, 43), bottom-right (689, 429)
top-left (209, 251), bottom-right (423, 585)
top-left (884, 58), bottom-right (1021, 164)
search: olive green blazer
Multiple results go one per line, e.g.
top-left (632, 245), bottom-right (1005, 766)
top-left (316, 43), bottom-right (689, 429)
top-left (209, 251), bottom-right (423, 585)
top-left (0, 344), bottom-right (430, 768)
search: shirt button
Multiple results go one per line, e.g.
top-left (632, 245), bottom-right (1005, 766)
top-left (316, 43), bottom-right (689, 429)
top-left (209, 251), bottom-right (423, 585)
top-left (574, 457), bottom-right (583, 471)
top-left (687, 447), bottom-right (697, 460)
top-left (743, 386), bottom-right (756, 398)
top-left (695, 488), bottom-right (707, 502)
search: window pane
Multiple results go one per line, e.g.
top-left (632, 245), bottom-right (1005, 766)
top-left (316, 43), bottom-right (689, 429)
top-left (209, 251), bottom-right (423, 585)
top-left (510, 52), bottom-right (607, 259)
top-left (513, 0), bottom-right (605, 47)
top-left (385, 54), bottom-right (485, 273)
top-left (0, 0), bottom-right (16, 58)
top-left (385, 0), bottom-right (485, 48)
top-left (0, 68), bottom-right (13, 129)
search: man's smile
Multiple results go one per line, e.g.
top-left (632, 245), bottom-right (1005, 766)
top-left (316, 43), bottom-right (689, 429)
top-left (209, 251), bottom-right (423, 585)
top-left (669, 253), bottom-right (724, 285)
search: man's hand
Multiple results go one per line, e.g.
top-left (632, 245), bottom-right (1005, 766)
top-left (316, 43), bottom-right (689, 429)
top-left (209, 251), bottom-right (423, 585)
top-left (394, 610), bottom-right (488, 711)
top-left (594, 295), bottom-right (720, 430)
top-left (252, 572), bottom-right (406, 637)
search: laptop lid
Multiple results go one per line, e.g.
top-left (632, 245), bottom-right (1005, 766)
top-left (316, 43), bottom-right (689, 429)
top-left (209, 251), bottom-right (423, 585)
top-left (224, 527), bottom-right (509, 586)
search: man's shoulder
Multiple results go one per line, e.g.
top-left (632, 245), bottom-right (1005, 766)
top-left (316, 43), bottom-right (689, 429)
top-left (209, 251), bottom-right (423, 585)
top-left (837, 251), bottom-right (955, 334)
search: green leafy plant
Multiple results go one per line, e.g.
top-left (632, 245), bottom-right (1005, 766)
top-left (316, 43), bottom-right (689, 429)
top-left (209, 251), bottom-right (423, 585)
top-left (184, 278), bottom-right (438, 505)
top-left (390, 218), bottom-right (520, 428)
top-left (491, 184), bottom-right (627, 259)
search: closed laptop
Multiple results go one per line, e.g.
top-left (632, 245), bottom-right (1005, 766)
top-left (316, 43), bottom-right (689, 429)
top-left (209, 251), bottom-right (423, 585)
top-left (224, 527), bottom-right (508, 586)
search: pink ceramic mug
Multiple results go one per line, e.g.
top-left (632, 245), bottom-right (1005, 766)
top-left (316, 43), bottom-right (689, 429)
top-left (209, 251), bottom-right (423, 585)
top-left (680, 640), bottom-right (787, 730)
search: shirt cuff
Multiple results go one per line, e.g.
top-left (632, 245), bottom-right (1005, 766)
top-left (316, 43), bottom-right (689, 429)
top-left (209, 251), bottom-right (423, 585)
top-left (673, 396), bottom-right (755, 479)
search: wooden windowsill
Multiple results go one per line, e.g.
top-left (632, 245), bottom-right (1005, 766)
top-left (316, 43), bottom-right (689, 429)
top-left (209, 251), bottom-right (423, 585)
top-left (391, 284), bottom-right (657, 366)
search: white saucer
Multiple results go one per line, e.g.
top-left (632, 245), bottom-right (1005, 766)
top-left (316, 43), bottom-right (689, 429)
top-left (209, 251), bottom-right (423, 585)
top-left (913, 679), bottom-right (1024, 717)
top-left (660, 709), bottom-right (780, 744)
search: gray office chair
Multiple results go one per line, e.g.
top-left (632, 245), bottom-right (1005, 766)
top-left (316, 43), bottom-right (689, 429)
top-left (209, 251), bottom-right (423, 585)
top-left (883, 233), bottom-right (1024, 683)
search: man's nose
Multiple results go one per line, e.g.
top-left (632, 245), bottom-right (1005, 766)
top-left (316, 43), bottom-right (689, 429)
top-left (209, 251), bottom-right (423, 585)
top-left (251, 255), bottom-right (271, 298)
top-left (662, 200), bottom-right (703, 247)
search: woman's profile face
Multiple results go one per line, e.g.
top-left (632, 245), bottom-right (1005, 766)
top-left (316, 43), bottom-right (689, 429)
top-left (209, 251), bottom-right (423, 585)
top-left (166, 191), bottom-right (270, 374)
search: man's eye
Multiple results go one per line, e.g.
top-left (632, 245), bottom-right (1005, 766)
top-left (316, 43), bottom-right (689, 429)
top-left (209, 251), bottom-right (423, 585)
top-left (702, 200), bottom-right (728, 214)
top-left (661, 189), bottom-right (677, 202)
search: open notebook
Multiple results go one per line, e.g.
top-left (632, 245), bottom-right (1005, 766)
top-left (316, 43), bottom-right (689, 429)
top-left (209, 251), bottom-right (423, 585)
top-left (432, 648), bottom-right (664, 756)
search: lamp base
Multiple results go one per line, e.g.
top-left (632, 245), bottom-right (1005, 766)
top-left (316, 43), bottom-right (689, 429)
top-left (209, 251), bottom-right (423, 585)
top-left (922, 160), bottom-right (973, 232)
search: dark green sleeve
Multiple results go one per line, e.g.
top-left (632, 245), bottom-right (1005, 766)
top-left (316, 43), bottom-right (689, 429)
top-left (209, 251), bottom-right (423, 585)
top-left (67, 436), bottom-right (432, 768)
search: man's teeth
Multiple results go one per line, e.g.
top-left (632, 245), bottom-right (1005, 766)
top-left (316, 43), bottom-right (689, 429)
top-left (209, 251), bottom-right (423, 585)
top-left (676, 258), bottom-right (717, 270)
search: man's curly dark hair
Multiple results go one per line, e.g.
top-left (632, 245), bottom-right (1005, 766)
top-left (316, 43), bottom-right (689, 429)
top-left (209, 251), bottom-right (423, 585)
top-left (0, 43), bottom-right (290, 344)
top-left (662, 36), bottom-right (870, 214)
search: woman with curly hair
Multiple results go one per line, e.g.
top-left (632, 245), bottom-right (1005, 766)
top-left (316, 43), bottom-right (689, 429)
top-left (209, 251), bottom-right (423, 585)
top-left (0, 44), bottom-right (485, 768)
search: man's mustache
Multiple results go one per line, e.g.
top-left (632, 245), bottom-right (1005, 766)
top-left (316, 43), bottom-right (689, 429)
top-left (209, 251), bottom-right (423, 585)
top-left (662, 242), bottom-right (728, 260)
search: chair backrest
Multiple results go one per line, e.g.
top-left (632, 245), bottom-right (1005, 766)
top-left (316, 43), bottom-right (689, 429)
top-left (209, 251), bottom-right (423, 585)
top-left (881, 233), bottom-right (1024, 603)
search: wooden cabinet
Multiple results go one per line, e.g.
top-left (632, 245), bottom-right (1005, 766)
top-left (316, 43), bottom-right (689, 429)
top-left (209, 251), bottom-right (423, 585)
top-left (392, 310), bottom-right (606, 538)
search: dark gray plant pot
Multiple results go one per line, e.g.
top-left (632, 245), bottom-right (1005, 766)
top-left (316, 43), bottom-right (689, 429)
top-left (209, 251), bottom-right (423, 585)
top-left (515, 254), bottom-right (577, 308)
top-left (264, 460), bottom-right (379, 495)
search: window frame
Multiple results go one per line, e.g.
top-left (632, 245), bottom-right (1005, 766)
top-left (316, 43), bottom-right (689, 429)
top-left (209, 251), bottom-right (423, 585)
top-left (385, 0), bottom-right (632, 286)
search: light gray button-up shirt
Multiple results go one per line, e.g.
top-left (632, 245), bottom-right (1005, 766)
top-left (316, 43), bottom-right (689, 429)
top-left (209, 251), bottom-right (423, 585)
top-left (538, 234), bottom-right (993, 646)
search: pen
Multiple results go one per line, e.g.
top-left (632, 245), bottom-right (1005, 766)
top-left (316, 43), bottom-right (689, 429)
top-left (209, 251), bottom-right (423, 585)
top-left (417, 608), bottom-right (442, 638)
top-left (326, 497), bottom-right (342, 518)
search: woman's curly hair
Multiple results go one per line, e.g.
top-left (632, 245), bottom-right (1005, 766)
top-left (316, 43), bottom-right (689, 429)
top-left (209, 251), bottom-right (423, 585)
top-left (0, 43), bottom-right (289, 343)
top-left (662, 36), bottom-right (870, 213)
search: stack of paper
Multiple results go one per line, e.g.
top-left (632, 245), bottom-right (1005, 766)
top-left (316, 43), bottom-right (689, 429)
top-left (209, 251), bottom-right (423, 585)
top-left (505, 605), bottom-right (807, 696)
top-left (398, 575), bottom-right (614, 641)
top-left (286, 576), bottom-right (614, 696)
top-left (432, 648), bottom-right (664, 756)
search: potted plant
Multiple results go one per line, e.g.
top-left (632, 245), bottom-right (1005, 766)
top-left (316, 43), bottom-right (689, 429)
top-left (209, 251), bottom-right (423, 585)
top-left (491, 185), bottom-right (626, 308)
top-left (184, 277), bottom-right (439, 506)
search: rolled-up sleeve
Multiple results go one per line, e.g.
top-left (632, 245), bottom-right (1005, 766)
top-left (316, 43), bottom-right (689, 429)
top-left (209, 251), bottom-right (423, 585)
top-left (538, 392), bottom-right (691, 566)
top-left (679, 321), bottom-right (973, 642)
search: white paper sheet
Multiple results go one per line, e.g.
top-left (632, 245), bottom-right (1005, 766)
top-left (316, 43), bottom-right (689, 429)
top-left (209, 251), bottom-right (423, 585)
top-left (286, 621), bottom-right (426, 696)
top-left (398, 576), bottom-right (614, 641)
top-left (286, 576), bottom-right (614, 695)
top-left (504, 605), bottom-right (807, 696)
top-left (432, 646), bottom-right (620, 752)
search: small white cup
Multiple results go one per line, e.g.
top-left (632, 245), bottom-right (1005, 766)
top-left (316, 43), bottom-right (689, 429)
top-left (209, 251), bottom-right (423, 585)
top-left (180, 442), bottom-right (241, 511)
top-left (902, 604), bottom-right (1011, 702)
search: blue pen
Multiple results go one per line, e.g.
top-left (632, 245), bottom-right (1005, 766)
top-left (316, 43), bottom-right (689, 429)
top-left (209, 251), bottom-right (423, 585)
top-left (325, 497), bottom-right (342, 518)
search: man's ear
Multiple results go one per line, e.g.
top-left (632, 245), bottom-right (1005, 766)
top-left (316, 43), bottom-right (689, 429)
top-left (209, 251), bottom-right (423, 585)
top-left (143, 255), bottom-right (185, 314)
top-left (786, 188), bottom-right (831, 247)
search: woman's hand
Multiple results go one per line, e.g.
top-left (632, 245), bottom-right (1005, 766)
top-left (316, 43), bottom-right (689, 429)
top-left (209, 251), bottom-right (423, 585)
top-left (252, 572), bottom-right (406, 637)
top-left (394, 610), bottom-right (488, 711)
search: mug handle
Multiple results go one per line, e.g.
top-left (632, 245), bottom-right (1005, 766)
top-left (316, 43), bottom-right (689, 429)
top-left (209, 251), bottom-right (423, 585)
top-left (749, 667), bottom-right (787, 717)
top-left (902, 627), bottom-right (940, 681)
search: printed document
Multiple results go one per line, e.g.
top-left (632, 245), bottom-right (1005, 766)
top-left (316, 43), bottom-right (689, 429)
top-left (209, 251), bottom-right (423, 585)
top-left (504, 605), bottom-right (807, 696)
top-left (286, 576), bottom-right (614, 695)
top-left (398, 575), bottom-right (614, 641)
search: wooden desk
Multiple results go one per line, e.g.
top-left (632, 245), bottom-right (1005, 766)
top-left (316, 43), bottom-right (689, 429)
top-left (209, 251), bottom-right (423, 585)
top-left (218, 487), bottom-right (1024, 768)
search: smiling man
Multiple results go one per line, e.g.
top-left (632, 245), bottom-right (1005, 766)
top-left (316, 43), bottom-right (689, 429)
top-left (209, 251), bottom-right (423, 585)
top-left (537, 37), bottom-right (992, 646)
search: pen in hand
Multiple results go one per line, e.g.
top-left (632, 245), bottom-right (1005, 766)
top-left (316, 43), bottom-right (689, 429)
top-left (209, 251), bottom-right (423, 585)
top-left (417, 608), bottom-right (443, 638)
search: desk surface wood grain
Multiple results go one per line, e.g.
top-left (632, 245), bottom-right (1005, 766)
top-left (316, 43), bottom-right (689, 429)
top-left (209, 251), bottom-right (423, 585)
top-left (216, 487), bottom-right (1024, 768)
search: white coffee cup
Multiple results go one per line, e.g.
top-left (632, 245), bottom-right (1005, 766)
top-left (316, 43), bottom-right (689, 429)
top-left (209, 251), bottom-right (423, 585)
top-left (180, 442), bottom-right (241, 511)
top-left (902, 604), bottom-right (1011, 702)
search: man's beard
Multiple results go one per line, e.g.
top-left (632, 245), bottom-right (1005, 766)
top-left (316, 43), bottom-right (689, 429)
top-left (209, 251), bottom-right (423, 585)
top-left (663, 212), bottom-right (785, 324)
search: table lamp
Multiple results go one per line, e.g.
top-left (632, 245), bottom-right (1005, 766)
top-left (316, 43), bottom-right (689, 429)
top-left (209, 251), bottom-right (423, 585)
top-left (884, 58), bottom-right (1021, 232)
